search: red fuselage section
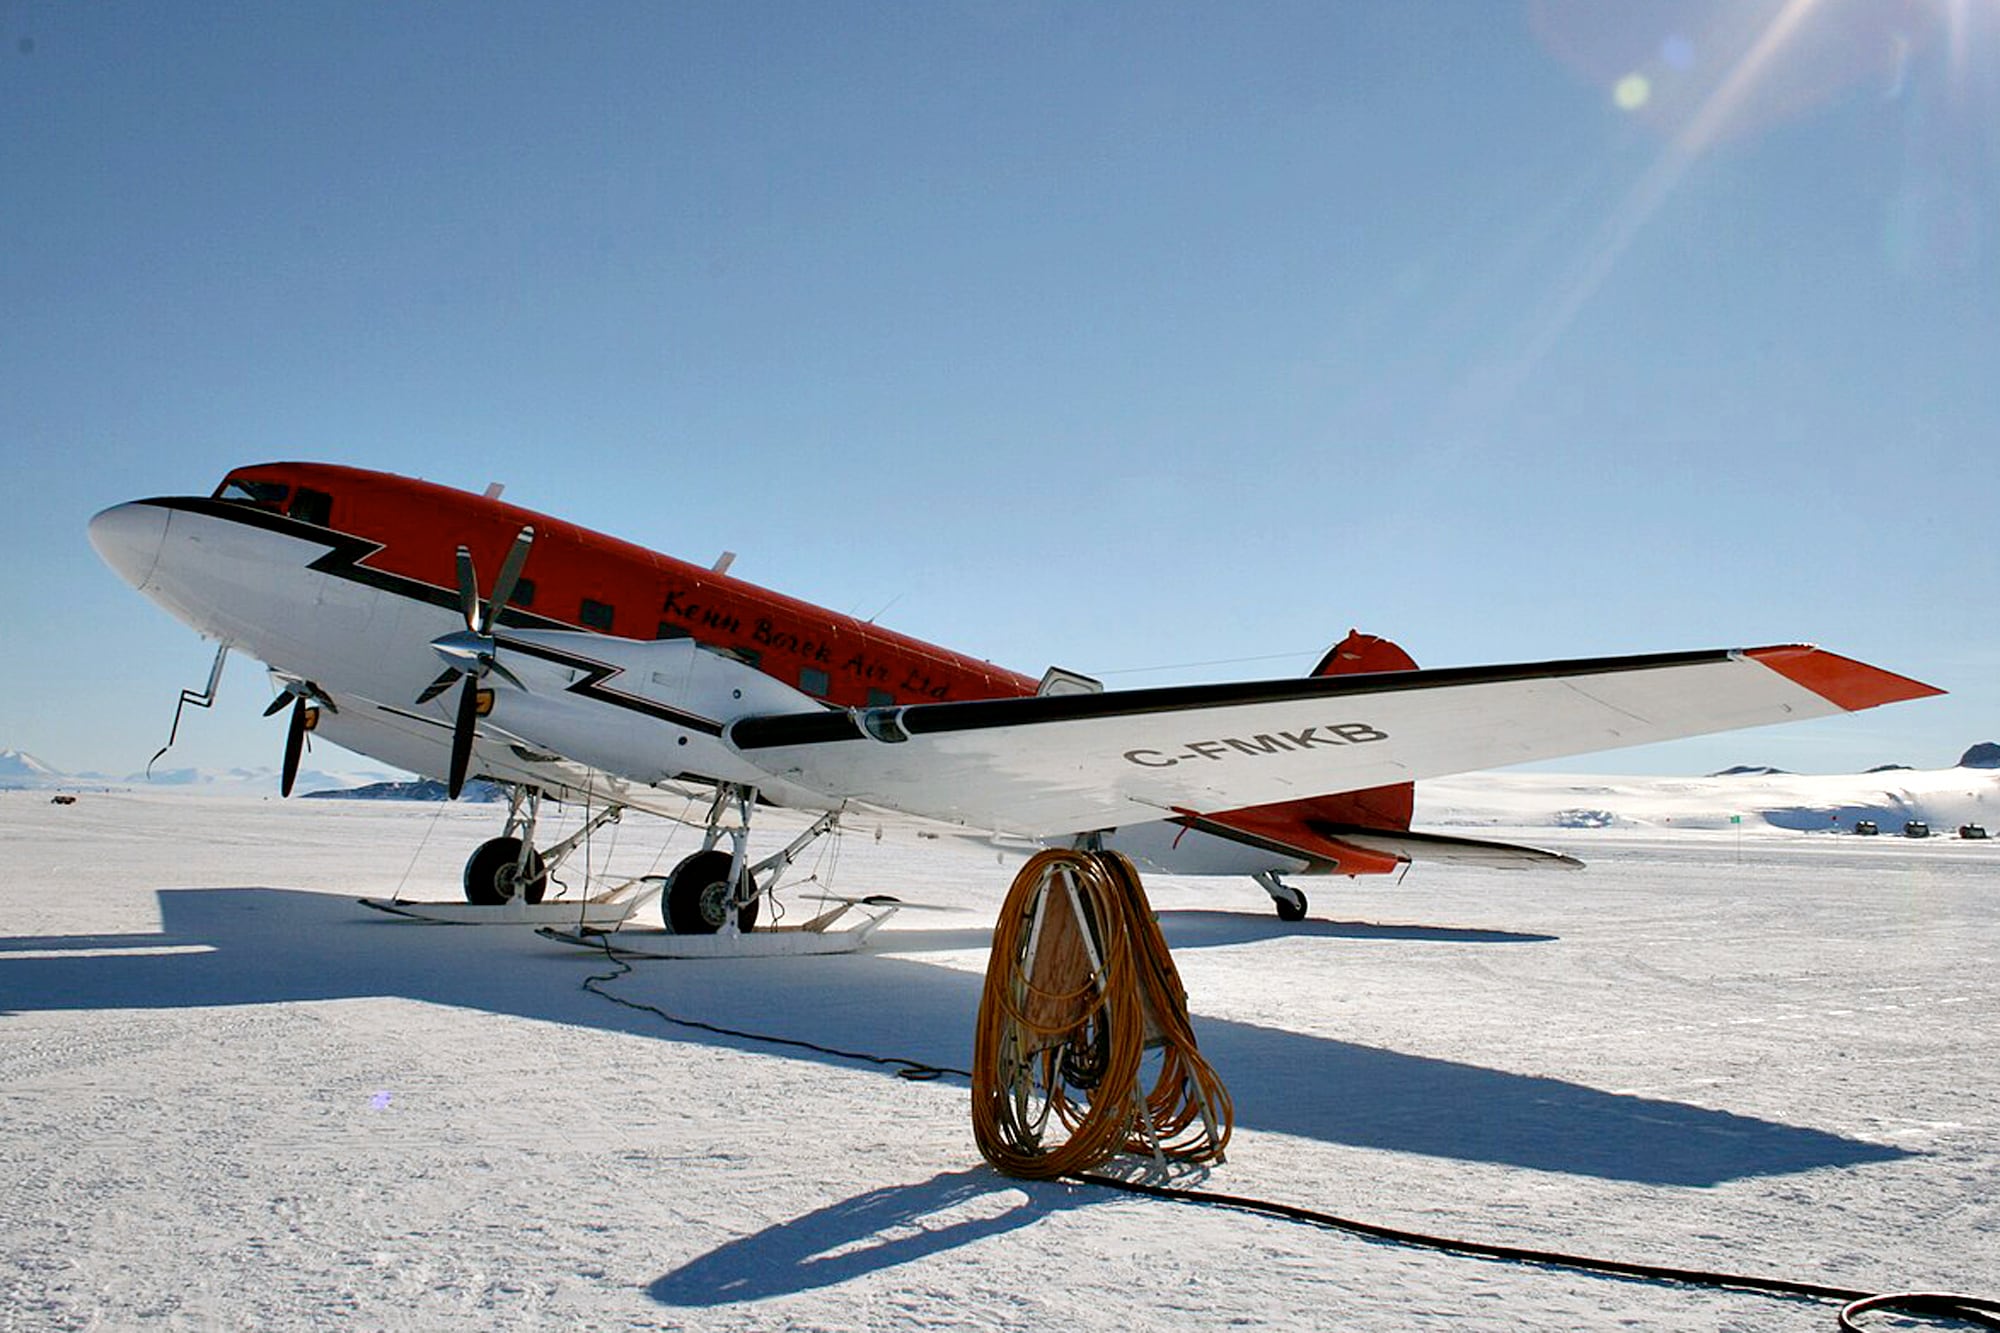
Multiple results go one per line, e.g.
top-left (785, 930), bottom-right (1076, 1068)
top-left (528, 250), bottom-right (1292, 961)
top-left (217, 462), bottom-right (1042, 712)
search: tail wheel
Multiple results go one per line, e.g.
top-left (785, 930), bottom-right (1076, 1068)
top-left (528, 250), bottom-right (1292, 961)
top-left (664, 849), bottom-right (760, 934)
top-left (463, 836), bottom-right (547, 905)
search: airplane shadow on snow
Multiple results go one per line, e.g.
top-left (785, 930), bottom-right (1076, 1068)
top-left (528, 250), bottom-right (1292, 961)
top-left (0, 886), bottom-right (1909, 1210)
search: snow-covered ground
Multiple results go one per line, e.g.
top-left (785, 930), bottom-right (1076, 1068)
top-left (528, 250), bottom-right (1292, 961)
top-left (2, 780), bottom-right (1995, 1329)
top-left (1420, 763), bottom-right (2000, 835)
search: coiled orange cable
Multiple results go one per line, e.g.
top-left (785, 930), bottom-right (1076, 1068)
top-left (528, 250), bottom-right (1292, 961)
top-left (972, 848), bottom-right (1232, 1179)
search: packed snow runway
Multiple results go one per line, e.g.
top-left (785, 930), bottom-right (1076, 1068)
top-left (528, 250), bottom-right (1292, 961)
top-left (2, 790), bottom-right (1994, 1329)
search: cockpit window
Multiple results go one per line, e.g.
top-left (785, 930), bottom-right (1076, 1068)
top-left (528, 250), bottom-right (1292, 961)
top-left (288, 487), bottom-right (332, 526)
top-left (214, 478), bottom-right (290, 508)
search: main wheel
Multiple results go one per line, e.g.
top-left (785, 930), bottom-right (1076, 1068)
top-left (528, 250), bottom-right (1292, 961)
top-left (463, 836), bottom-right (548, 905)
top-left (663, 849), bottom-right (759, 934)
top-left (1273, 885), bottom-right (1308, 923)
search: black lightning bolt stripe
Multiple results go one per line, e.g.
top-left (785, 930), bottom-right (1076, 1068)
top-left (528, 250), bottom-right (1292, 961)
top-left (493, 635), bottom-right (725, 735)
top-left (136, 496), bottom-right (721, 732)
top-left (138, 496), bottom-right (576, 632)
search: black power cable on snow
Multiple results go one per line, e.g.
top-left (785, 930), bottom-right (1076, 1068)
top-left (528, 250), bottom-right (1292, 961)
top-left (576, 936), bottom-right (964, 1082)
top-left (573, 945), bottom-right (1999, 1331)
top-left (1070, 1173), bottom-right (2000, 1332)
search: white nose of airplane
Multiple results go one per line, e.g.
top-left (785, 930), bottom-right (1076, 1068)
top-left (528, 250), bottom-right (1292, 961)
top-left (88, 502), bottom-right (170, 591)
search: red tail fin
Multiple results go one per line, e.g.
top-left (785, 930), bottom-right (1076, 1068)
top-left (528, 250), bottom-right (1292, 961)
top-left (1313, 628), bottom-right (1418, 678)
top-left (1297, 630), bottom-right (1416, 831)
top-left (1207, 630), bottom-right (1423, 870)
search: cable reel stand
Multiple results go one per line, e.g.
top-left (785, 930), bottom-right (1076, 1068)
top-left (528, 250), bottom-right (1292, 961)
top-left (972, 847), bottom-right (1232, 1180)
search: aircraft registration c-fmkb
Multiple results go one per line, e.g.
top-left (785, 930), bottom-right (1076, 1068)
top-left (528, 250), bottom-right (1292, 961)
top-left (89, 462), bottom-right (1942, 934)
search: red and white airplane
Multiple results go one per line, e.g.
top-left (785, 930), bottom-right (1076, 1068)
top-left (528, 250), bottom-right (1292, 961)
top-left (89, 462), bottom-right (1942, 932)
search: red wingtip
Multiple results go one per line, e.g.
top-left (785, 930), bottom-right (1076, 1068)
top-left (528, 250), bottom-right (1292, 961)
top-left (1745, 646), bottom-right (1946, 712)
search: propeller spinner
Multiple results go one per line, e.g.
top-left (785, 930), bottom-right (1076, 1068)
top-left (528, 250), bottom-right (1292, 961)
top-left (416, 526), bottom-right (534, 798)
top-left (265, 682), bottom-right (334, 798)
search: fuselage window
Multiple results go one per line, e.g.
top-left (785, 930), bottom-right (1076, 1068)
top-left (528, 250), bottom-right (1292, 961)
top-left (656, 622), bottom-right (692, 640)
top-left (289, 488), bottom-right (333, 526)
top-left (866, 688), bottom-right (895, 709)
top-left (508, 577), bottom-right (535, 609)
top-left (800, 666), bottom-right (831, 697)
top-left (580, 598), bottom-right (614, 632)
top-left (215, 479), bottom-right (289, 509)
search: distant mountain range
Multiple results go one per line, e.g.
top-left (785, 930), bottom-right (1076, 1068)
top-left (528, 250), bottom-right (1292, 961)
top-left (0, 747), bottom-right (404, 797)
top-left (300, 778), bottom-right (505, 802)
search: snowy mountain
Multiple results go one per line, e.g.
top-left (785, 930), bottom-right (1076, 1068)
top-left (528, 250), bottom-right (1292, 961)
top-left (301, 778), bottom-right (505, 802)
top-left (119, 765), bottom-right (408, 796)
top-left (0, 748), bottom-right (60, 783)
top-left (0, 748), bottom-right (403, 795)
top-left (1961, 741), bottom-right (2000, 769)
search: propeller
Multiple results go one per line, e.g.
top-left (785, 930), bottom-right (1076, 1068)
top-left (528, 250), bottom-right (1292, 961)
top-left (264, 681), bottom-right (334, 798)
top-left (417, 526), bottom-right (534, 799)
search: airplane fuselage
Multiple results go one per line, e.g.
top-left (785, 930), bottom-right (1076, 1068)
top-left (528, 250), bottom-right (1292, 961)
top-left (89, 462), bottom-right (1339, 877)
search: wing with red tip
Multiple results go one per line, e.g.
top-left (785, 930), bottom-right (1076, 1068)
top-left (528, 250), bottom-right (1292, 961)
top-left (729, 646), bottom-right (1942, 839)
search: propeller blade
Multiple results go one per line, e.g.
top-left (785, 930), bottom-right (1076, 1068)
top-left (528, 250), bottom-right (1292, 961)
top-left (455, 546), bottom-right (480, 632)
top-left (281, 696), bottom-right (307, 798)
top-left (416, 667), bottom-right (462, 705)
top-left (487, 659), bottom-right (526, 693)
top-left (447, 675), bottom-right (480, 799)
top-left (483, 526), bottom-right (535, 632)
top-left (263, 692), bottom-right (293, 718)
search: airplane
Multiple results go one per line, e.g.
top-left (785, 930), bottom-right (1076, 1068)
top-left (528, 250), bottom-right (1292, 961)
top-left (88, 462), bottom-right (1943, 936)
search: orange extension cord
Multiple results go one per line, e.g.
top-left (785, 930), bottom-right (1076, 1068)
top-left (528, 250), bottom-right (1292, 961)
top-left (971, 848), bottom-right (1233, 1179)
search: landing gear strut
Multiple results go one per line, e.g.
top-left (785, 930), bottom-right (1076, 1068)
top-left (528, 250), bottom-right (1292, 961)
top-left (660, 785), bottom-right (842, 935)
top-left (1254, 870), bottom-right (1309, 922)
top-left (459, 785), bottom-right (623, 905)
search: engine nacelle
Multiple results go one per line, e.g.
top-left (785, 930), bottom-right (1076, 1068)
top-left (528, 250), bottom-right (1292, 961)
top-left (480, 629), bottom-right (832, 802)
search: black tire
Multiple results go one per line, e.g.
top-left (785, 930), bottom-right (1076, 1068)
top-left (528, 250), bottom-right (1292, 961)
top-left (664, 849), bottom-right (759, 934)
top-left (463, 836), bottom-right (547, 905)
top-left (1274, 887), bottom-right (1308, 923)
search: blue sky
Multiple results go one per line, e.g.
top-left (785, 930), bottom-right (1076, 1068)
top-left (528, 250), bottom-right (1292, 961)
top-left (3, 0), bottom-right (1994, 780)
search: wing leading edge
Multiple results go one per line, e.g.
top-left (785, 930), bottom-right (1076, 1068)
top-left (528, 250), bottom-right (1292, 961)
top-left (729, 645), bottom-right (1941, 838)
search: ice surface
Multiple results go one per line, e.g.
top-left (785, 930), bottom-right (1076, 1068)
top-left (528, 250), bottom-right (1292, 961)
top-left (1, 785), bottom-right (1994, 1329)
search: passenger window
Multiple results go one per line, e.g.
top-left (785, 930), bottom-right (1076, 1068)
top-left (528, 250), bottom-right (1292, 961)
top-left (656, 622), bottom-right (691, 640)
top-left (580, 599), bottom-right (614, 632)
top-left (800, 667), bottom-right (831, 697)
top-left (866, 689), bottom-right (895, 709)
top-left (508, 577), bottom-right (535, 609)
top-left (288, 488), bottom-right (333, 526)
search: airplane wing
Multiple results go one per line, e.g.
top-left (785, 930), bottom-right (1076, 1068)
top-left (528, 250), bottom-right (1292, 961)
top-left (729, 646), bottom-right (1941, 838)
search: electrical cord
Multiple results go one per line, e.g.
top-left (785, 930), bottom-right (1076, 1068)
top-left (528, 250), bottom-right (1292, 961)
top-left (579, 936), bottom-right (962, 1082)
top-left (1068, 1172), bottom-right (2000, 1331)
top-left (572, 937), bottom-right (1998, 1330)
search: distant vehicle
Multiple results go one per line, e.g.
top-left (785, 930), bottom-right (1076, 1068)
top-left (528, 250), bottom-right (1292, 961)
top-left (1904, 820), bottom-right (1931, 839)
top-left (1853, 819), bottom-right (1879, 836)
top-left (1961, 824), bottom-right (1990, 841)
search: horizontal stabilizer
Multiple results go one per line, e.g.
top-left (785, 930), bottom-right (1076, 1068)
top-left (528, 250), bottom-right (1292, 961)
top-left (1315, 826), bottom-right (1584, 870)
